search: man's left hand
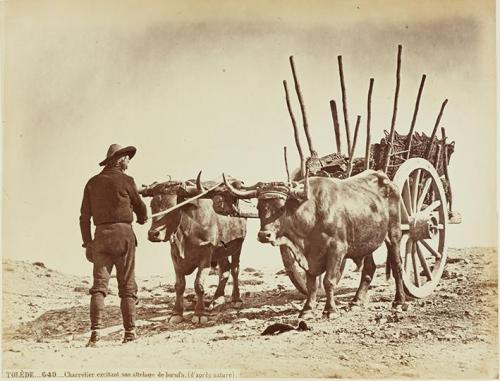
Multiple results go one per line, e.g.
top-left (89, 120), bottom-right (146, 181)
top-left (85, 245), bottom-right (93, 263)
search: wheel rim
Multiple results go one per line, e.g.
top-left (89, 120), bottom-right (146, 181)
top-left (280, 246), bottom-right (308, 295)
top-left (279, 246), bottom-right (345, 296)
top-left (392, 158), bottom-right (448, 298)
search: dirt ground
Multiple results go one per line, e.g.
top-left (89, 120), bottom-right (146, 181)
top-left (2, 247), bottom-right (498, 379)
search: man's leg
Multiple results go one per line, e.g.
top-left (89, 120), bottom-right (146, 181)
top-left (115, 235), bottom-right (138, 343)
top-left (87, 252), bottom-right (112, 347)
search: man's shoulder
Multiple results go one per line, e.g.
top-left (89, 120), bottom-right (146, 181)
top-left (86, 173), bottom-right (101, 186)
top-left (117, 172), bottom-right (138, 188)
top-left (87, 169), bottom-right (136, 187)
top-left (123, 173), bottom-right (136, 183)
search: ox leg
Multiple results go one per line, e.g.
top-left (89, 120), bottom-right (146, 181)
top-left (230, 244), bottom-right (243, 305)
top-left (350, 254), bottom-right (376, 307)
top-left (210, 257), bottom-right (231, 309)
top-left (323, 253), bottom-right (344, 319)
top-left (192, 251), bottom-right (211, 324)
top-left (388, 231), bottom-right (407, 310)
top-left (386, 191), bottom-right (407, 310)
top-left (299, 272), bottom-right (319, 319)
top-left (169, 270), bottom-right (186, 324)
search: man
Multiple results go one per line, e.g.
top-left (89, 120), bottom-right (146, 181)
top-left (80, 144), bottom-right (148, 347)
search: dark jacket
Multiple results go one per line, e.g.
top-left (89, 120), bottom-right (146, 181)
top-left (80, 167), bottom-right (148, 246)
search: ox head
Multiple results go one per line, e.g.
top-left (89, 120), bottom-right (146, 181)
top-left (191, 172), bottom-right (256, 218)
top-left (223, 169), bottom-right (310, 245)
top-left (139, 180), bottom-right (187, 242)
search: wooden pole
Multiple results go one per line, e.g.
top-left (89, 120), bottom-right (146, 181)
top-left (149, 182), bottom-right (223, 219)
top-left (289, 56), bottom-right (316, 157)
top-left (433, 143), bottom-right (442, 169)
top-left (283, 80), bottom-right (306, 177)
top-left (383, 44), bottom-right (402, 172)
top-left (405, 74), bottom-right (427, 159)
top-left (365, 78), bottom-right (374, 170)
top-left (330, 100), bottom-right (342, 154)
top-left (284, 146), bottom-right (291, 183)
top-left (338, 56), bottom-right (352, 157)
top-left (424, 99), bottom-right (448, 159)
top-left (347, 115), bottom-right (361, 177)
top-left (441, 127), bottom-right (453, 211)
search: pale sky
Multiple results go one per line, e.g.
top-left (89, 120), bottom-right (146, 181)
top-left (2, 0), bottom-right (496, 276)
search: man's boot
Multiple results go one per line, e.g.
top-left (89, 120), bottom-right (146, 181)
top-left (120, 296), bottom-right (136, 343)
top-left (122, 329), bottom-right (136, 343)
top-left (88, 292), bottom-right (105, 347)
top-left (86, 330), bottom-right (100, 347)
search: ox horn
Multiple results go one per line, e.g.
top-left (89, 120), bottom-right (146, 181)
top-left (196, 170), bottom-right (206, 191)
top-left (223, 173), bottom-right (258, 199)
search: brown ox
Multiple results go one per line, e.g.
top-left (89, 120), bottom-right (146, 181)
top-left (140, 180), bottom-right (247, 324)
top-left (224, 169), bottom-right (406, 318)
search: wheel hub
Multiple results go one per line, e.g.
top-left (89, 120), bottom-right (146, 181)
top-left (409, 212), bottom-right (438, 241)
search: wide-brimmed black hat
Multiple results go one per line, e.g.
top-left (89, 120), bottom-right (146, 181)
top-left (99, 144), bottom-right (136, 166)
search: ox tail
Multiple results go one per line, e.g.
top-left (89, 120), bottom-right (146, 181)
top-left (384, 239), bottom-right (392, 281)
top-left (385, 256), bottom-right (392, 280)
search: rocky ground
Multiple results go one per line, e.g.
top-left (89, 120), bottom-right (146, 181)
top-left (2, 247), bottom-right (498, 378)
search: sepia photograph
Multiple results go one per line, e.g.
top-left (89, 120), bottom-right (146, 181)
top-left (2, 0), bottom-right (498, 378)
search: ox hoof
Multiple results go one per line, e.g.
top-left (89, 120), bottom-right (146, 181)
top-left (169, 315), bottom-right (184, 324)
top-left (192, 315), bottom-right (209, 324)
top-left (392, 302), bottom-right (409, 312)
top-left (322, 310), bottom-right (339, 319)
top-left (209, 296), bottom-right (226, 310)
top-left (231, 299), bottom-right (243, 309)
top-left (298, 310), bottom-right (315, 320)
top-left (348, 303), bottom-right (364, 312)
top-left (348, 298), bottom-right (365, 308)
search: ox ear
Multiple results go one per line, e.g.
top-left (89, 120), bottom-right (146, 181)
top-left (138, 182), bottom-right (159, 197)
top-left (290, 168), bottom-right (310, 201)
top-left (178, 183), bottom-right (201, 198)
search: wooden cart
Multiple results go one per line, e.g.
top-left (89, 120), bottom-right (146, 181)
top-left (281, 46), bottom-right (461, 298)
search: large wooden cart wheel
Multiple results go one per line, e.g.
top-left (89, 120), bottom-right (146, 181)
top-left (280, 246), bottom-right (346, 296)
top-left (392, 158), bottom-right (448, 298)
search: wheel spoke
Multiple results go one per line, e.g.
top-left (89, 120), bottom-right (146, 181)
top-left (400, 223), bottom-right (410, 232)
top-left (411, 242), bottom-right (420, 287)
top-left (416, 242), bottom-right (433, 281)
top-left (422, 200), bottom-right (441, 214)
top-left (416, 177), bottom-right (432, 211)
top-left (392, 158), bottom-right (448, 298)
top-left (400, 202), bottom-right (410, 223)
top-left (411, 169), bottom-right (421, 213)
top-left (420, 239), bottom-right (442, 260)
top-left (402, 181), bottom-right (414, 216)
